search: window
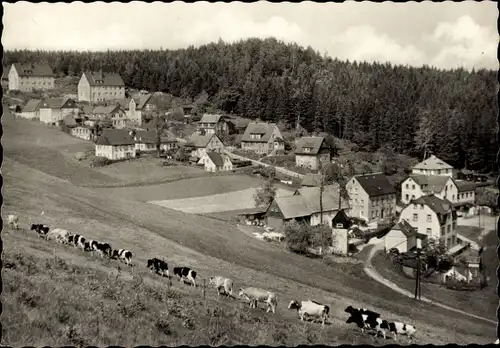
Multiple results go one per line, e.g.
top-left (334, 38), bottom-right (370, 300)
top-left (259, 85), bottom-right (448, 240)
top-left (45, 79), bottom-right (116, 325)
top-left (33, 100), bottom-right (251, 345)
top-left (405, 184), bottom-right (409, 189)
top-left (413, 204), bottom-right (417, 209)
top-left (372, 211), bottom-right (375, 218)
top-left (447, 225), bottom-right (451, 233)
top-left (405, 194), bottom-right (409, 201)
top-left (426, 228), bottom-right (431, 235)
top-left (412, 185), bottom-right (415, 190)
top-left (452, 195), bottom-right (455, 201)
top-left (441, 227), bottom-right (445, 236)
top-left (427, 214), bottom-right (432, 222)
top-left (412, 214), bottom-right (418, 222)
top-left (452, 221), bottom-right (456, 230)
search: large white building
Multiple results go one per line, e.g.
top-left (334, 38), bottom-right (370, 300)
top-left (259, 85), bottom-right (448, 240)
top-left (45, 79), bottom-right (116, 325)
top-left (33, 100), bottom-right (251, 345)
top-left (95, 129), bottom-right (136, 160)
top-left (8, 63), bottom-right (55, 92)
top-left (39, 98), bottom-right (80, 126)
top-left (78, 71), bottom-right (125, 102)
top-left (411, 155), bottom-right (454, 177)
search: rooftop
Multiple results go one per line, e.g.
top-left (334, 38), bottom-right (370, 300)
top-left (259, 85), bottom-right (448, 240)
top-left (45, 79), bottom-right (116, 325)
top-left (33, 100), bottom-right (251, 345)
top-left (413, 155), bottom-right (453, 171)
top-left (241, 122), bottom-right (281, 143)
top-left (13, 63), bottom-right (55, 77)
top-left (96, 129), bottom-right (135, 146)
top-left (83, 71), bottom-right (125, 87)
top-left (354, 172), bottom-right (396, 197)
top-left (294, 136), bottom-right (327, 155)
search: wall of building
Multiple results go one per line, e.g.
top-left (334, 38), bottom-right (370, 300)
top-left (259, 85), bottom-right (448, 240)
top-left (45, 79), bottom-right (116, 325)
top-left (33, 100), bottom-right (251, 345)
top-left (9, 67), bottom-right (55, 91)
top-left (296, 155), bottom-right (320, 170)
top-left (384, 230), bottom-right (408, 253)
top-left (346, 179), bottom-right (370, 221)
top-left (367, 194), bottom-right (397, 221)
top-left (20, 111), bottom-right (39, 120)
top-left (78, 74), bottom-right (91, 102)
top-left (310, 210), bottom-right (337, 227)
top-left (457, 190), bottom-right (475, 205)
top-left (412, 168), bottom-right (453, 177)
top-left (71, 127), bottom-right (91, 141)
top-left (90, 86), bottom-right (125, 102)
top-left (332, 228), bottom-right (349, 255)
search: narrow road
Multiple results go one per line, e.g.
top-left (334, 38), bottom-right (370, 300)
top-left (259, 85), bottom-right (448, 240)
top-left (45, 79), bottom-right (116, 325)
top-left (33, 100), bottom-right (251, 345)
top-left (363, 242), bottom-right (496, 325)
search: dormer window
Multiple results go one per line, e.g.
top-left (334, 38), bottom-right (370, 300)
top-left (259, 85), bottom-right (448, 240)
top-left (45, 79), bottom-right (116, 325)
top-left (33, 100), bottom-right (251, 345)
top-left (250, 133), bottom-right (262, 140)
top-left (303, 147), bottom-right (311, 153)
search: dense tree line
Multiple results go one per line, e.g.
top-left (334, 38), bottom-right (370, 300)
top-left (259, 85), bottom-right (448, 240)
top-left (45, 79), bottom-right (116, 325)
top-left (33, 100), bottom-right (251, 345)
top-left (4, 38), bottom-right (497, 172)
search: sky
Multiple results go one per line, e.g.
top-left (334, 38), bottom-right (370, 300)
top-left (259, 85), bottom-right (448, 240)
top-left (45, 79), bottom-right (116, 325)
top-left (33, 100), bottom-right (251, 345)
top-left (3, 1), bottom-right (498, 70)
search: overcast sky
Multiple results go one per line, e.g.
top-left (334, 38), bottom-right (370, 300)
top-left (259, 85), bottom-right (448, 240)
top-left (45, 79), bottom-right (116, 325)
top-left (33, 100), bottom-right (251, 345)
top-left (3, 1), bottom-right (498, 70)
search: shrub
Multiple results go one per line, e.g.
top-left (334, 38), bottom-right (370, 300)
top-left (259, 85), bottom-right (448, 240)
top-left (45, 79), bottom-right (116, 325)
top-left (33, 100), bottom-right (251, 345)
top-left (75, 152), bottom-right (87, 161)
top-left (89, 156), bottom-right (110, 167)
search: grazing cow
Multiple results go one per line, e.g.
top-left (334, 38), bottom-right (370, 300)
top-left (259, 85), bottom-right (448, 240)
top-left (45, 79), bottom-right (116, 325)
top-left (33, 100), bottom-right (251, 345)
top-left (208, 276), bottom-right (233, 297)
top-left (71, 234), bottom-right (86, 250)
top-left (112, 249), bottom-right (133, 266)
top-left (46, 228), bottom-right (70, 244)
top-left (344, 305), bottom-right (381, 319)
top-left (147, 258), bottom-right (169, 277)
top-left (97, 242), bottom-right (113, 257)
top-left (288, 300), bottom-right (330, 326)
top-left (173, 267), bottom-right (196, 287)
top-left (346, 311), bottom-right (382, 335)
top-left (31, 223), bottom-right (50, 236)
top-left (84, 242), bottom-right (90, 251)
top-left (380, 321), bottom-right (416, 341)
top-left (238, 287), bottom-right (277, 314)
top-left (8, 215), bottom-right (19, 230)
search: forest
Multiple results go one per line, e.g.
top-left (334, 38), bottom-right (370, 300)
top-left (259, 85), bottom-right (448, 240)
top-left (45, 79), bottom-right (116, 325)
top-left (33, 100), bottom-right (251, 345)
top-left (4, 37), bottom-right (497, 172)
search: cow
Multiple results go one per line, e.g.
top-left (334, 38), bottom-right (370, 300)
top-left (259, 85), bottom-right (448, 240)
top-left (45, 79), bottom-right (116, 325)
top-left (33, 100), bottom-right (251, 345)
top-left (7, 215), bottom-right (19, 230)
top-left (346, 311), bottom-right (382, 335)
top-left (147, 258), bottom-right (169, 277)
top-left (173, 267), bottom-right (196, 287)
top-left (238, 287), bottom-right (277, 314)
top-left (208, 276), bottom-right (233, 297)
top-left (380, 320), bottom-right (416, 341)
top-left (46, 228), bottom-right (70, 244)
top-left (71, 234), bottom-right (86, 250)
top-left (112, 249), bottom-right (133, 266)
top-left (97, 242), bottom-right (113, 257)
top-left (31, 223), bottom-right (50, 236)
top-left (288, 299), bottom-right (329, 326)
top-left (344, 305), bottom-right (380, 319)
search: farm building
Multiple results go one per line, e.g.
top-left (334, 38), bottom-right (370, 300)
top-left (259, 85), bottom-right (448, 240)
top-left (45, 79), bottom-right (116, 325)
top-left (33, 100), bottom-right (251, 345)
top-left (301, 173), bottom-right (322, 187)
top-left (411, 155), bottom-right (454, 177)
top-left (71, 126), bottom-right (93, 141)
top-left (186, 132), bottom-right (224, 159)
top-left (78, 71), bottom-right (126, 102)
top-left (382, 219), bottom-right (427, 254)
top-left (39, 98), bottom-right (80, 126)
top-left (197, 114), bottom-right (229, 136)
top-left (20, 99), bottom-right (42, 119)
top-left (294, 136), bottom-right (331, 170)
top-left (346, 173), bottom-right (397, 223)
top-left (8, 63), bottom-right (55, 92)
top-left (197, 151), bottom-right (234, 172)
top-left (240, 122), bottom-right (285, 155)
top-left (265, 184), bottom-right (349, 231)
top-left (95, 129), bottom-right (136, 160)
top-left (399, 194), bottom-right (458, 248)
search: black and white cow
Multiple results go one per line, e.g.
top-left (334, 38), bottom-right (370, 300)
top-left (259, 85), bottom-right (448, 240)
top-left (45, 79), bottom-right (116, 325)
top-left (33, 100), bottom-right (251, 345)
top-left (112, 249), bottom-right (133, 266)
top-left (31, 223), bottom-right (50, 236)
top-left (147, 258), bottom-right (169, 277)
top-left (344, 305), bottom-right (381, 319)
top-left (288, 299), bottom-right (329, 326)
top-left (380, 320), bottom-right (416, 341)
top-left (346, 310), bottom-right (382, 335)
top-left (97, 243), bottom-right (113, 257)
top-left (173, 267), bottom-right (197, 287)
top-left (71, 234), bottom-right (86, 250)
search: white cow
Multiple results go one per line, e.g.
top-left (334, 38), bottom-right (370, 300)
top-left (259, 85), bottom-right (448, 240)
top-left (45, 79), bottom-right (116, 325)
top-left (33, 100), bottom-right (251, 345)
top-left (7, 215), bottom-right (19, 230)
top-left (208, 276), bottom-right (233, 297)
top-left (381, 321), bottom-right (416, 341)
top-left (238, 287), bottom-right (277, 314)
top-left (262, 232), bottom-right (285, 242)
top-left (46, 228), bottom-right (70, 244)
top-left (288, 299), bottom-right (330, 326)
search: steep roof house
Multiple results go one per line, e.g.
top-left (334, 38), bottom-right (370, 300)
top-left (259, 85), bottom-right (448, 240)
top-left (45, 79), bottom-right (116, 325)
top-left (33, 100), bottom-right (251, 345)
top-left (198, 151), bottom-right (234, 172)
top-left (9, 63), bottom-right (55, 91)
top-left (412, 155), bottom-right (454, 177)
top-left (95, 129), bottom-right (136, 160)
top-left (294, 136), bottom-right (331, 170)
top-left (197, 114), bottom-right (229, 136)
top-left (20, 99), bottom-right (42, 119)
top-left (240, 122), bottom-right (284, 155)
top-left (346, 173), bottom-right (397, 223)
top-left (39, 98), bottom-right (80, 126)
top-left (382, 219), bottom-right (427, 254)
top-left (186, 132), bottom-right (224, 159)
top-left (90, 104), bottom-right (127, 129)
top-left (78, 71), bottom-right (126, 102)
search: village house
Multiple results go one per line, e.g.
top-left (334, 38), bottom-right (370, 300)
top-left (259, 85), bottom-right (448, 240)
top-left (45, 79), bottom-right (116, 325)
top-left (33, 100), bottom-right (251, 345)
top-left (399, 194), bottom-right (458, 248)
top-left (95, 129), bottom-right (136, 160)
top-left (346, 173), bottom-right (397, 223)
top-left (133, 130), bottom-right (178, 153)
top-left (8, 63), bottom-right (55, 92)
top-left (401, 175), bottom-right (476, 209)
top-left (382, 219), bottom-right (427, 254)
top-left (71, 126), bottom-right (93, 141)
top-left (240, 122), bottom-right (285, 155)
top-left (198, 151), bottom-right (234, 172)
top-left (412, 155), bottom-right (454, 177)
top-left (78, 71), bottom-right (126, 103)
top-left (265, 184), bottom-right (349, 231)
top-left (446, 244), bottom-right (482, 282)
top-left (197, 114), bottom-right (229, 136)
top-left (117, 94), bottom-right (155, 125)
top-left (89, 104), bottom-right (127, 129)
top-left (39, 98), bottom-right (80, 126)
top-left (20, 99), bottom-right (42, 119)
top-left (186, 132), bottom-right (224, 159)
top-left (227, 118), bottom-right (251, 135)
top-left (294, 136), bottom-right (331, 170)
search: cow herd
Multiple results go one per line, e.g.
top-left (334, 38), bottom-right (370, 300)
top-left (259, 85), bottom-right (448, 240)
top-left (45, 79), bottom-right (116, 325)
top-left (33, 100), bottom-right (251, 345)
top-left (8, 214), bottom-right (419, 342)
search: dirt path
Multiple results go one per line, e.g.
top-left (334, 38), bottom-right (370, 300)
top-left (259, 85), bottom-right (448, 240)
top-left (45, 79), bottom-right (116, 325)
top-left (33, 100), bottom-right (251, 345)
top-left (363, 243), bottom-right (496, 325)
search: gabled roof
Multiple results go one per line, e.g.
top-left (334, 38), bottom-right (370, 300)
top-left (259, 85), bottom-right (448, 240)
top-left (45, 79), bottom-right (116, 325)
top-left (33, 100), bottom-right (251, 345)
top-left (301, 173), bottom-right (323, 187)
top-left (40, 98), bottom-right (78, 110)
top-left (12, 63), bottom-right (55, 77)
top-left (96, 129), bottom-right (134, 146)
top-left (206, 152), bottom-right (225, 167)
top-left (22, 99), bottom-right (42, 113)
top-left (413, 155), bottom-right (453, 170)
top-left (272, 195), bottom-right (313, 219)
top-left (354, 173), bottom-right (396, 197)
top-left (81, 104), bottom-right (94, 114)
top-left (294, 136), bottom-right (326, 155)
top-left (199, 114), bottom-right (224, 124)
top-left (188, 133), bottom-right (217, 148)
top-left (408, 175), bottom-right (451, 194)
top-left (410, 194), bottom-right (454, 216)
top-left (392, 219), bottom-right (417, 238)
top-left (455, 180), bottom-right (477, 193)
top-left (295, 184), bottom-right (349, 213)
top-left (241, 122), bottom-right (279, 143)
top-left (92, 104), bottom-right (122, 115)
top-left (227, 118), bottom-right (251, 129)
top-left (83, 71), bottom-right (125, 87)
top-left (134, 130), bottom-right (156, 144)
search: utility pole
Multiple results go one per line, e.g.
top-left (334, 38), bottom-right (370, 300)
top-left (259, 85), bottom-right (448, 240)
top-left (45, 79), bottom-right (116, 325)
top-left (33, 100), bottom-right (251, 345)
top-left (415, 248), bottom-right (421, 300)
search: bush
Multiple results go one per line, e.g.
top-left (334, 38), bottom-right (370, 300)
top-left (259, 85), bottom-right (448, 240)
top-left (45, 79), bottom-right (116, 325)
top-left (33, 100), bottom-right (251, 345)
top-left (89, 156), bottom-right (110, 167)
top-left (75, 152), bottom-right (87, 161)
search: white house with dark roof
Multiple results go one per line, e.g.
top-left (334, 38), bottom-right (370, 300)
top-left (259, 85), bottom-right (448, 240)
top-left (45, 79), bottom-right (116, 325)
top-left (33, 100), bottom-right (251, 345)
top-left (198, 151), bottom-right (234, 172)
top-left (294, 136), bottom-right (331, 170)
top-left (346, 173), bottom-right (397, 222)
top-left (399, 194), bottom-right (458, 248)
top-left (78, 71), bottom-right (125, 102)
top-left (186, 132), bottom-right (224, 158)
top-left (20, 99), bottom-right (42, 119)
top-left (90, 104), bottom-right (127, 129)
top-left (382, 219), bottom-right (427, 253)
top-left (95, 129), bottom-right (136, 160)
top-left (39, 98), bottom-right (80, 126)
top-left (9, 63), bottom-right (55, 91)
top-left (197, 114), bottom-right (228, 136)
top-left (412, 155), bottom-right (454, 177)
top-left (116, 94), bottom-right (155, 125)
top-left (240, 122), bottom-right (284, 155)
